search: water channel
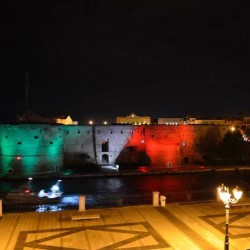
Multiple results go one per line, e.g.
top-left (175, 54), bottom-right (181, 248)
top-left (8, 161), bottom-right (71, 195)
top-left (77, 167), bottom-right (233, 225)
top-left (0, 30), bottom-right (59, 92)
top-left (1, 168), bottom-right (250, 212)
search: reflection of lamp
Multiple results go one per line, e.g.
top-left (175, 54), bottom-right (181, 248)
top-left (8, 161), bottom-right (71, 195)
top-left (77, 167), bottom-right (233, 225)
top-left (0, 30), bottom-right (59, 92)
top-left (217, 184), bottom-right (242, 250)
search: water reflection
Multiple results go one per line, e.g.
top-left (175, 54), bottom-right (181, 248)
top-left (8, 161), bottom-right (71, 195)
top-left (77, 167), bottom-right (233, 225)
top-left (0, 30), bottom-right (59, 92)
top-left (35, 195), bottom-right (79, 212)
top-left (36, 205), bottom-right (62, 213)
top-left (1, 169), bottom-right (250, 213)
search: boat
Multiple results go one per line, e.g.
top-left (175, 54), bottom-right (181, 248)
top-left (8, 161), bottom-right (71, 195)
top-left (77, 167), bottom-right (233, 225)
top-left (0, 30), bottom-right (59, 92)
top-left (38, 180), bottom-right (63, 199)
top-left (6, 178), bottom-right (63, 202)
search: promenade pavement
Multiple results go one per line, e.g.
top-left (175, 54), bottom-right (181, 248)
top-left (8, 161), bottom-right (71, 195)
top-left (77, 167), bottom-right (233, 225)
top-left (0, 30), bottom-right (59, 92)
top-left (1, 200), bottom-right (250, 250)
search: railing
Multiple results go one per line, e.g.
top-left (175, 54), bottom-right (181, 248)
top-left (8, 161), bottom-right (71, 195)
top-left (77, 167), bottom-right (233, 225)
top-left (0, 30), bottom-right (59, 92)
top-left (1, 189), bottom-right (217, 214)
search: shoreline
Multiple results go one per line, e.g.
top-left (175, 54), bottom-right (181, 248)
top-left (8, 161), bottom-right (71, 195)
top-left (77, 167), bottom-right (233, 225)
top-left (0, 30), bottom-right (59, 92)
top-left (0, 165), bottom-right (249, 180)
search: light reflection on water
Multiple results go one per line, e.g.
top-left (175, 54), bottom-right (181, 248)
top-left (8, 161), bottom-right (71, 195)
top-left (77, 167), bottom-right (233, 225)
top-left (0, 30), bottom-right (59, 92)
top-left (36, 195), bottom-right (79, 212)
top-left (1, 169), bottom-right (250, 212)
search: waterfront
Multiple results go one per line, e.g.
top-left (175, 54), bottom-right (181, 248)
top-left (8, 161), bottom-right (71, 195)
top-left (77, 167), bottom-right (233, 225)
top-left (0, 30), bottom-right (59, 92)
top-left (1, 166), bottom-right (250, 212)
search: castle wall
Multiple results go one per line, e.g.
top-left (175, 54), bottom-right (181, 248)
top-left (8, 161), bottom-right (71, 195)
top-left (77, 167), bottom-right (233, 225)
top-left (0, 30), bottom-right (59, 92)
top-left (0, 124), bottom-right (231, 174)
top-left (63, 125), bottom-right (96, 167)
top-left (109, 125), bottom-right (229, 167)
top-left (0, 124), bottom-right (63, 174)
top-left (94, 125), bottom-right (134, 165)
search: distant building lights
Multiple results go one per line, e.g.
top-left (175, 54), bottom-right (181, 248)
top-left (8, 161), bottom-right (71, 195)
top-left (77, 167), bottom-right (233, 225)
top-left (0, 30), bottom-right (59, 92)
top-left (89, 120), bottom-right (93, 125)
top-left (230, 126), bottom-right (235, 132)
top-left (103, 121), bottom-right (108, 125)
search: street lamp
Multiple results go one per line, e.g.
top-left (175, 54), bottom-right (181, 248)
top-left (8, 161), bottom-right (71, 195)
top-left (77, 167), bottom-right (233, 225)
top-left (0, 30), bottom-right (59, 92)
top-left (217, 184), bottom-right (243, 250)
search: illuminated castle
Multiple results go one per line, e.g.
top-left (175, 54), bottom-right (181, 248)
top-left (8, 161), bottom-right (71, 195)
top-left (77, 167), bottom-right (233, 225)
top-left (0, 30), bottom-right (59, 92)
top-left (0, 123), bottom-right (231, 175)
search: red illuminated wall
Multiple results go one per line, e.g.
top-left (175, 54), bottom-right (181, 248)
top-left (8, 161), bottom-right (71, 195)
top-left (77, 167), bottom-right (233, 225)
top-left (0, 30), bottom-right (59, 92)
top-left (115, 126), bottom-right (146, 165)
top-left (116, 125), bottom-right (226, 168)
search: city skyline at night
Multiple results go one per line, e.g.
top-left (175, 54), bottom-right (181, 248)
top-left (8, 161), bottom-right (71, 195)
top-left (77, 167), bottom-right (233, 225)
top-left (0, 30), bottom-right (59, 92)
top-left (1, 1), bottom-right (250, 123)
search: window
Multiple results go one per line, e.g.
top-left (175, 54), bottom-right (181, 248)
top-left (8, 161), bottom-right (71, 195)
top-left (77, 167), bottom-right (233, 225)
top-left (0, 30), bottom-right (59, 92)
top-left (102, 140), bottom-right (109, 152)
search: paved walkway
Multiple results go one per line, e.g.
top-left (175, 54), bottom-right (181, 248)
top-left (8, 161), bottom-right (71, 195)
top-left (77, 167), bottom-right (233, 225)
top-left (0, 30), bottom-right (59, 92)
top-left (1, 201), bottom-right (250, 250)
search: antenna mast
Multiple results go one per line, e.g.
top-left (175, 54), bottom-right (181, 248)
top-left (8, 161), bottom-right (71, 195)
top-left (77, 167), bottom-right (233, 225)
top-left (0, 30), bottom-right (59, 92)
top-left (25, 72), bottom-right (30, 113)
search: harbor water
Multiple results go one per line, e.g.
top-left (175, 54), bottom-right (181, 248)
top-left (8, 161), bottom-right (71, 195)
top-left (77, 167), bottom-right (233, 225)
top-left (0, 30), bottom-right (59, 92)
top-left (1, 167), bottom-right (250, 212)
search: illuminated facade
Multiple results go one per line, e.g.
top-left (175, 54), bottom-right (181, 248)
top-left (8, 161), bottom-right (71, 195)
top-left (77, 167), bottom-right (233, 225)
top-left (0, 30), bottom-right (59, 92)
top-left (0, 124), bottom-right (64, 174)
top-left (55, 115), bottom-right (78, 125)
top-left (158, 118), bottom-right (185, 125)
top-left (116, 113), bottom-right (151, 125)
top-left (0, 124), bottom-right (231, 175)
top-left (18, 111), bottom-right (78, 125)
top-left (243, 117), bottom-right (250, 128)
top-left (187, 117), bottom-right (243, 126)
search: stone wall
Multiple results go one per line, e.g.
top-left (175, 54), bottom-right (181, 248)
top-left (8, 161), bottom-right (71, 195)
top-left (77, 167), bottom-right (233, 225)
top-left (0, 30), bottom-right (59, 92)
top-left (0, 124), bottom-right (64, 174)
top-left (0, 124), bottom-right (231, 174)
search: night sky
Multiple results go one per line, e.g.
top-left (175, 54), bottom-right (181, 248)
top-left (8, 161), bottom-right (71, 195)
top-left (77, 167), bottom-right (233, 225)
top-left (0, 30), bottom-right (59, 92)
top-left (1, 0), bottom-right (250, 124)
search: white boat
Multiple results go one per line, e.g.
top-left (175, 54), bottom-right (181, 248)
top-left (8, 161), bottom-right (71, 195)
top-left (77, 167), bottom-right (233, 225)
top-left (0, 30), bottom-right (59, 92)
top-left (6, 178), bottom-right (63, 202)
top-left (38, 180), bottom-right (63, 199)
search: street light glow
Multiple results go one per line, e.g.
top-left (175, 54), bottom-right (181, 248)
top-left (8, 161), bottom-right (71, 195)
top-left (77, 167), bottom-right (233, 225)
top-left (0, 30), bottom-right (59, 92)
top-left (217, 184), bottom-right (242, 250)
top-left (230, 126), bottom-right (235, 132)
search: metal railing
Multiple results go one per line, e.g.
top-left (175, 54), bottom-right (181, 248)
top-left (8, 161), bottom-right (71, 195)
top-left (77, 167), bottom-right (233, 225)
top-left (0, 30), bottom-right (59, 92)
top-left (1, 189), bottom-right (217, 214)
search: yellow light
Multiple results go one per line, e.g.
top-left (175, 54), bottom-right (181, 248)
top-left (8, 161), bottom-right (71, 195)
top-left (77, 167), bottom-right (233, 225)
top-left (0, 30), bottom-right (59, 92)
top-left (218, 184), bottom-right (242, 205)
top-left (233, 187), bottom-right (242, 200)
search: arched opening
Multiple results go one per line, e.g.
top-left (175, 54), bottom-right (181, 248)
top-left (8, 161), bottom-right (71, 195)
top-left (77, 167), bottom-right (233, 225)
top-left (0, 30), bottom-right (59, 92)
top-left (102, 154), bottom-right (109, 164)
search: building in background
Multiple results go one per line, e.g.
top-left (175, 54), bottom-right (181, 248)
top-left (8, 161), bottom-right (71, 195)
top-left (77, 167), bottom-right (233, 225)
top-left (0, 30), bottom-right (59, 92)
top-left (55, 115), bottom-right (78, 125)
top-left (158, 117), bottom-right (185, 125)
top-left (186, 117), bottom-right (243, 126)
top-left (116, 113), bottom-right (151, 125)
top-left (243, 117), bottom-right (250, 128)
top-left (17, 111), bottom-right (78, 125)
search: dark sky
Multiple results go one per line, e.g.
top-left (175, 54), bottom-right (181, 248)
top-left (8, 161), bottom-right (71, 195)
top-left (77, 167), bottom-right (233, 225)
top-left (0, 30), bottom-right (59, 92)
top-left (1, 0), bottom-right (250, 123)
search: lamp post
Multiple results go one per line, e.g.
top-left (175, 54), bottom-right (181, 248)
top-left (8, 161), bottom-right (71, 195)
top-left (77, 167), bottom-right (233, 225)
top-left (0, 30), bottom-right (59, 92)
top-left (217, 184), bottom-right (243, 250)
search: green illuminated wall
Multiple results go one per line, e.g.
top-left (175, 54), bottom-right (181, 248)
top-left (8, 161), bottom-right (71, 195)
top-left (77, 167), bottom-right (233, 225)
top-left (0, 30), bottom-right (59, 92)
top-left (0, 124), bottom-right (63, 174)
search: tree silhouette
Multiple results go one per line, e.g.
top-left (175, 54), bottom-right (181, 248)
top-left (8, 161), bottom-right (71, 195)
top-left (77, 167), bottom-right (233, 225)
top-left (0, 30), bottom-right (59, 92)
top-left (196, 126), bottom-right (222, 165)
top-left (217, 130), bottom-right (245, 165)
